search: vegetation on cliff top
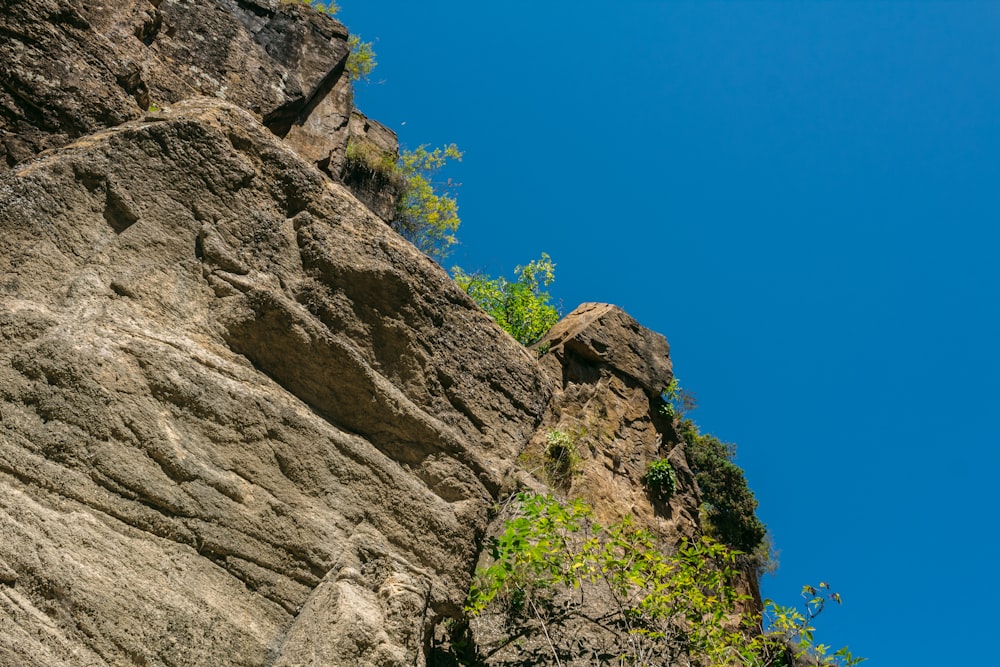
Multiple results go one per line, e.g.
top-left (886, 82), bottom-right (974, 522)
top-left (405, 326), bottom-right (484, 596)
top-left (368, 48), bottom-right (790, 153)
top-left (394, 143), bottom-right (464, 258)
top-left (452, 254), bottom-right (561, 346)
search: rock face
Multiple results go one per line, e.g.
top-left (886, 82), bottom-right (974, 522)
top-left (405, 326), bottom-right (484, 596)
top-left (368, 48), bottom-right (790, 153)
top-left (340, 110), bottom-right (404, 222)
top-left (0, 3), bottom-right (746, 665)
top-left (528, 303), bottom-right (700, 541)
top-left (0, 99), bottom-right (550, 665)
top-left (0, 0), bottom-right (351, 174)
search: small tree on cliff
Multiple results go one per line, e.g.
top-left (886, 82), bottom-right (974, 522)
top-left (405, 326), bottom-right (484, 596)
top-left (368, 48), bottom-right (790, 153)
top-left (464, 493), bottom-right (864, 667)
top-left (346, 34), bottom-right (377, 81)
top-left (392, 144), bottom-right (463, 260)
top-left (452, 254), bottom-right (560, 346)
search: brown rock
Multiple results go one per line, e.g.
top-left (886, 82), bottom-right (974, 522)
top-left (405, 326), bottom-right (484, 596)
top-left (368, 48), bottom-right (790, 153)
top-left (340, 110), bottom-right (404, 221)
top-left (522, 302), bottom-right (699, 540)
top-left (0, 98), bottom-right (550, 665)
top-left (0, 0), bottom-right (352, 173)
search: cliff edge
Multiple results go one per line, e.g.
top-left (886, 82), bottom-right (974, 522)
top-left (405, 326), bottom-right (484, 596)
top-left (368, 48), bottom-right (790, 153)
top-left (0, 2), bottom-right (760, 665)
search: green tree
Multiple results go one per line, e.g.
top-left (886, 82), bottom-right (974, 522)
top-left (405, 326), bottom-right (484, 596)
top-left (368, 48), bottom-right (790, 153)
top-left (393, 144), bottom-right (463, 260)
top-left (465, 493), bottom-right (862, 667)
top-left (452, 254), bottom-right (560, 345)
top-left (346, 34), bottom-right (377, 81)
top-left (679, 419), bottom-right (767, 556)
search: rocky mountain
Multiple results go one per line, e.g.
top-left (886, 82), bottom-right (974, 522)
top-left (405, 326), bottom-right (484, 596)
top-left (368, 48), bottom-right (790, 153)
top-left (0, 2), bottom-right (762, 665)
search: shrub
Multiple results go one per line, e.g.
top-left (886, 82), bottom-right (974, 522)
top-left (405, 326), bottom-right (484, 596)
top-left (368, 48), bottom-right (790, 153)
top-left (679, 419), bottom-right (767, 555)
top-left (659, 378), bottom-right (681, 419)
top-left (392, 144), bottom-right (463, 260)
top-left (346, 34), bottom-right (377, 81)
top-left (301, 0), bottom-right (339, 16)
top-left (345, 136), bottom-right (399, 178)
top-left (645, 457), bottom-right (677, 501)
top-left (466, 493), bottom-right (862, 667)
top-left (346, 141), bottom-right (463, 262)
top-left (659, 377), bottom-right (698, 421)
top-left (543, 429), bottom-right (579, 486)
top-left (452, 254), bottom-right (560, 345)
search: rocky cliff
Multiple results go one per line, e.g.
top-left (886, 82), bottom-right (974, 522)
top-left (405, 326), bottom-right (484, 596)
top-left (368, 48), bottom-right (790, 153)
top-left (0, 2), bottom-right (756, 665)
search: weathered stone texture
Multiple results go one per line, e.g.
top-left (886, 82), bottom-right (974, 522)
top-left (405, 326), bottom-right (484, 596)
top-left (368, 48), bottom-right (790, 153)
top-left (0, 0), bottom-right (351, 173)
top-left (0, 99), bottom-right (550, 665)
top-left (0, 4), bottom-right (736, 665)
top-left (526, 302), bottom-right (700, 539)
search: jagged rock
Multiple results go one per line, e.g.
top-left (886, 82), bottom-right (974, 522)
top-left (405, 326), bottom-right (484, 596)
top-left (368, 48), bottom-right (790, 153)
top-left (0, 98), bottom-right (551, 666)
top-left (540, 302), bottom-right (674, 395)
top-left (0, 0), bottom-right (351, 173)
top-left (525, 303), bottom-right (700, 540)
top-left (340, 110), bottom-right (404, 221)
top-left (465, 304), bottom-right (701, 665)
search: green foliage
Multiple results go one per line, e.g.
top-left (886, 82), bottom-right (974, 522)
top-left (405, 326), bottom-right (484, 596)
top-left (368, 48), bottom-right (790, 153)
top-left (346, 34), bottom-right (377, 81)
top-left (452, 254), bottom-right (560, 346)
top-left (345, 136), bottom-right (399, 178)
top-left (302, 0), bottom-right (340, 16)
top-left (659, 377), bottom-right (698, 422)
top-left (466, 493), bottom-right (862, 667)
top-left (680, 419), bottom-right (767, 555)
top-left (347, 141), bottom-right (463, 262)
top-left (393, 144), bottom-right (463, 260)
top-left (766, 583), bottom-right (866, 667)
top-left (645, 458), bottom-right (677, 501)
top-left (543, 429), bottom-right (580, 487)
top-left (659, 378), bottom-right (681, 419)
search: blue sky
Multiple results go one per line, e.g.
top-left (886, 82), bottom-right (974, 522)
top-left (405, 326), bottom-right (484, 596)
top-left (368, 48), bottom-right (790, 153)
top-left (339, 2), bottom-right (1000, 663)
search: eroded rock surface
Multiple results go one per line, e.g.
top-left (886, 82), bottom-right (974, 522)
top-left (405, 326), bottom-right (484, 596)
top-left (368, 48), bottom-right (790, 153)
top-left (527, 303), bottom-right (700, 540)
top-left (0, 0), bottom-right (351, 173)
top-left (0, 98), bottom-right (550, 666)
top-left (0, 5), bottom-right (752, 664)
top-left (340, 110), bottom-right (404, 221)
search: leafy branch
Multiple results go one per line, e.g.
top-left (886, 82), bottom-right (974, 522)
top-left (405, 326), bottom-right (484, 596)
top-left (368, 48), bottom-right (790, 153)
top-left (465, 493), bottom-right (862, 667)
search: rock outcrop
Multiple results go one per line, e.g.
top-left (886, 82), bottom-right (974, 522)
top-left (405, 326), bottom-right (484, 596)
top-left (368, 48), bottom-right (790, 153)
top-left (0, 0), bottom-right (352, 175)
top-left (0, 2), bottom-right (753, 665)
top-left (0, 98), bottom-right (550, 665)
top-left (528, 302), bottom-right (700, 541)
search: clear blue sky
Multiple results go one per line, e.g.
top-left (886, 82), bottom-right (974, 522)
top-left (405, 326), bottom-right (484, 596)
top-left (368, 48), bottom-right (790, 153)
top-left (339, 2), bottom-right (1000, 664)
